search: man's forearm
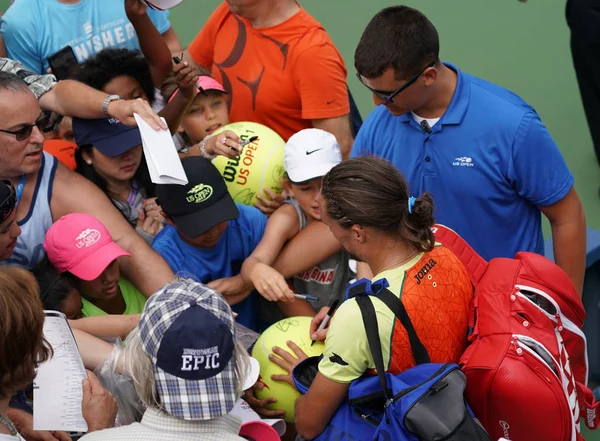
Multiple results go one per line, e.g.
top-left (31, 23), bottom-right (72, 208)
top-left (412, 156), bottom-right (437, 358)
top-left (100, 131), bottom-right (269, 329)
top-left (119, 238), bottom-right (174, 297)
top-left (552, 216), bottom-right (586, 296)
top-left (38, 80), bottom-right (110, 118)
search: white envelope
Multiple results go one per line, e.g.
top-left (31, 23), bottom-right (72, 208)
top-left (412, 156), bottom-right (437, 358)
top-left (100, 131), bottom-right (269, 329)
top-left (133, 113), bottom-right (188, 185)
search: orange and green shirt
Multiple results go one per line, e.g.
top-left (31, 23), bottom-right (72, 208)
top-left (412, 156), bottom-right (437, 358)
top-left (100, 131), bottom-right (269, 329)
top-left (319, 244), bottom-right (474, 383)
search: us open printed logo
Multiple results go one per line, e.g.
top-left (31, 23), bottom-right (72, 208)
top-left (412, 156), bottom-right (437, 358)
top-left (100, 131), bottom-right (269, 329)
top-left (186, 184), bottom-right (213, 204)
top-left (75, 229), bottom-right (101, 248)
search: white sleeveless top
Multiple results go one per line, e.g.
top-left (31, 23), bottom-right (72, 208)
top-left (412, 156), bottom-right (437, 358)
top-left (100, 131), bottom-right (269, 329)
top-left (2, 152), bottom-right (57, 269)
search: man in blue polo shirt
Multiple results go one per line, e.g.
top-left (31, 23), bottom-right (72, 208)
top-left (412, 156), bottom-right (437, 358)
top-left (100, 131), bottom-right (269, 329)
top-left (351, 6), bottom-right (586, 293)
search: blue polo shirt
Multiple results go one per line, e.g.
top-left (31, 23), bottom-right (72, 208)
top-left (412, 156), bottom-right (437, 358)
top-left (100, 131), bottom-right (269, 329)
top-left (152, 204), bottom-right (267, 331)
top-left (352, 63), bottom-right (574, 261)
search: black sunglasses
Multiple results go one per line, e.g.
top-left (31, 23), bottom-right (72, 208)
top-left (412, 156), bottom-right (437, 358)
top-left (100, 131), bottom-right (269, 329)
top-left (0, 116), bottom-right (49, 141)
top-left (0, 180), bottom-right (16, 223)
top-left (356, 60), bottom-right (436, 104)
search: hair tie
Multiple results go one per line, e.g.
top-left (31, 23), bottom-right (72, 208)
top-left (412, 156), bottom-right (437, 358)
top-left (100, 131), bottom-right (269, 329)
top-left (408, 196), bottom-right (416, 214)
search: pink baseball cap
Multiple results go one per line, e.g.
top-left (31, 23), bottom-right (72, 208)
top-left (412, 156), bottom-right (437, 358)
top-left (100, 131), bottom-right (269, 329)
top-left (239, 421), bottom-right (281, 441)
top-left (168, 76), bottom-right (227, 103)
top-left (44, 213), bottom-right (131, 281)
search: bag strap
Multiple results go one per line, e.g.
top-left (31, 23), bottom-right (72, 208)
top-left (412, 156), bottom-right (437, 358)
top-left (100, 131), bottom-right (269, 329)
top-left (356, 294), bottom-right (390, 399)
top-left (432, 224), bottom-right (488, 286)
top-left (376, 287), bottom-right (431, 365)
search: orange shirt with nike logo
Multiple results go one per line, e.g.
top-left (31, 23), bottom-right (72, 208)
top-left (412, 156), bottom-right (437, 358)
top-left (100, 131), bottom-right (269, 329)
top-left (188, 2), bottom-right (350, 141)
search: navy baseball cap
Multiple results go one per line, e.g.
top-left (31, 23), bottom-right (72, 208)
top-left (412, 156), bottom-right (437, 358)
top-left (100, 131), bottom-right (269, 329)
top-left (156, 157), bottom-right (239, 238)
top-left (138, 281), bottom-right (238, 420)
top-left (72, 117), bottom-right (142, 157)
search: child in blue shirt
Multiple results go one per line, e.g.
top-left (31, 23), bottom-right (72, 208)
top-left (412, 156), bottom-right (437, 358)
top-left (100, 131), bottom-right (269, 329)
top-left (153, 156), bottom-right (267, 330)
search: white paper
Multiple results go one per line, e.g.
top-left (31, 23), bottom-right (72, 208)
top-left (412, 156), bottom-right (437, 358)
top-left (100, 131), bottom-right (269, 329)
top-left (33, 311), bottom-right (88, 432)
top-left (230, 399), bottom-right (287, 436)
top-left (134, 113), bottom-right (188, 185)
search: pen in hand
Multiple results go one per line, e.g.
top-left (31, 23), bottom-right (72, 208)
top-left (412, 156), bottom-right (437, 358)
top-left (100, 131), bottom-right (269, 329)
top-left (294, 294), bottom-right (319, 301)
top-left (311, 298), bottom-right (340, 346)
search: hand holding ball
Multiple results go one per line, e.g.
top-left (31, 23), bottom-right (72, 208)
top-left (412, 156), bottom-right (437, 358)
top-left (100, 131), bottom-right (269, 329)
top-left (212, 122), bottom-right (286, 206)
top-left (251, 317), bottom-right (325, 422)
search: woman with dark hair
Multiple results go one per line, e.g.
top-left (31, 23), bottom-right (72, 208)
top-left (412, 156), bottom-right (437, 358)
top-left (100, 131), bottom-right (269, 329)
top-left (268, 156), bottom-right (474, 439)
top-left (72, 117), bottom-right (162, 243)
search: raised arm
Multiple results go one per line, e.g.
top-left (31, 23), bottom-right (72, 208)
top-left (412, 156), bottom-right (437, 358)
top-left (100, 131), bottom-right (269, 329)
top-left (125, 0), bottom-right (172, 87)
top-left (51, 164), bottom-right (173, 297)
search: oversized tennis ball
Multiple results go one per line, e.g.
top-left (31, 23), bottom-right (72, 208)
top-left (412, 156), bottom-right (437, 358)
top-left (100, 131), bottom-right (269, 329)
top-left (212, 122), bottom-right (286, 206)
top-left (251, 316), bottom-right (325, 423)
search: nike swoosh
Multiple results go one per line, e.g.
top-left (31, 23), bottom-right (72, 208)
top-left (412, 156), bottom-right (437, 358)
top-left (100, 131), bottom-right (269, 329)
top-left (306, 149), bottom-right (323, 155)
top-left (327, 100), bottom-right (336, 105)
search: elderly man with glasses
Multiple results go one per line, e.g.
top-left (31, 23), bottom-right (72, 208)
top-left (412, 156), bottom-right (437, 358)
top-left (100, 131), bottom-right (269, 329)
top-left (0, 70), bottom-right (173, 297)
top-left (351, 6), bottom-right (585, 294)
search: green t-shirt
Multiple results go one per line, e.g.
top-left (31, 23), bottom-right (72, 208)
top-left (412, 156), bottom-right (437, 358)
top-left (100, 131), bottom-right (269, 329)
top-left (81, 278), bottom-right (146, 317)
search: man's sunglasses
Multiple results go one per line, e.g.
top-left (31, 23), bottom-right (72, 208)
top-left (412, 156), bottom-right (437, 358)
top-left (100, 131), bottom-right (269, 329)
top-left (356, 60), bottom-right (436, 104)
top-left (0, 180), bottom-right (16, 223)
top-left (0, 116), bottom-right (52, 141)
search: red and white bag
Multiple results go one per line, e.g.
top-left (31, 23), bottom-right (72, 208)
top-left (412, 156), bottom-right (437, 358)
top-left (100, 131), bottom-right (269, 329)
top-left (434, 224), bottom-right (599, 441)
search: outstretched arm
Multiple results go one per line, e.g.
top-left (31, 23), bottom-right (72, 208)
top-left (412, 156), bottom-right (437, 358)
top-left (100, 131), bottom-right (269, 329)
top-left (51, 164), bottom-right (174, 297)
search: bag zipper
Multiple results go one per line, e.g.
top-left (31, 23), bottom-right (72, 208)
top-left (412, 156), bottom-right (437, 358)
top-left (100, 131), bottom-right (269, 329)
top-left (515, 285), bottom-right (589, 384)
top-left (513, 334), bottom-right (578, 441)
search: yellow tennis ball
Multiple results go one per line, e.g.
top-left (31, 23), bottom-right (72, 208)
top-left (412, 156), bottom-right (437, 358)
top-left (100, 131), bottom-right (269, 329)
top-left (251, 316), bottom-right (325, 423)
top-left (212, 122), bottom-right (286, 206)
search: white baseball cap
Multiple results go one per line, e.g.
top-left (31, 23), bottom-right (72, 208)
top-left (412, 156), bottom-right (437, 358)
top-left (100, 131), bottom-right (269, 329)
top-left (284, 128), bottom-right (342, 183)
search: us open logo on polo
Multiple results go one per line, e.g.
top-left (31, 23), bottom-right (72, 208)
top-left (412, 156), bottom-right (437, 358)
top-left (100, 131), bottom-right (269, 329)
top-left (186, 184), bottom-right (213, 204)
top-left (75, 229), bottom-right (101, 249)
top-left (453, 157), bottom-right (475, 167)
top-left (181, 346), bottom-right (220, 371)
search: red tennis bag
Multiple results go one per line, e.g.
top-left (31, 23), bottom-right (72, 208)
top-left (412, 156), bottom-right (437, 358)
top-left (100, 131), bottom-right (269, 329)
top-left (434, 224), bottom-right (599, 441)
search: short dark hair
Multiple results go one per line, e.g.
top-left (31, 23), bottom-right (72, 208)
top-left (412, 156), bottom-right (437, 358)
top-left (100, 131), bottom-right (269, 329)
top-left (321, 156), bottom-right (436, 253)
top-left (72, 48), bottom-right (155, 105)
top-left (33, 258), bottom-right (78, 312)
top-left (0, 71), bottom-right (31, 94)
top-left (355, 6), bottom-right (440, 80)
top-left (0, 267), bottom-right (52, 399)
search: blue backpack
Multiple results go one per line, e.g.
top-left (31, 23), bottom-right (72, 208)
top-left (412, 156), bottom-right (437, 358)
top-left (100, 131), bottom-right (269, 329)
top-left (293, 278), bottom-right (491, 441)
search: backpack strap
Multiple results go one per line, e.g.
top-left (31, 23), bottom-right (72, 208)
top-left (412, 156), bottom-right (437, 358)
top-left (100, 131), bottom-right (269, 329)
top-left (356, 295), bottom-right (390, 399)
top-left (432, 224), bottom-right (488, 286)
top-left (376, 287), bottom-right (431, 365)
top-left (354, 280), bottom-right (432, 396)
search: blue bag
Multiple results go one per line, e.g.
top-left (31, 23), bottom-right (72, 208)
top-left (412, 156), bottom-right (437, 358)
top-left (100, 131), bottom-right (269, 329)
top-left (293, 279), bottom-right (491, 441)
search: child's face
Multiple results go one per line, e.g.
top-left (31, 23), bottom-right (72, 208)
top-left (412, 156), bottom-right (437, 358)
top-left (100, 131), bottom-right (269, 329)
top-left (104, 75), bottom-right (150, 102)
top-left (180, 92), bottom-right (229, 144)
top-left (78, 260), bottom-right (121, 300)
top-left (82, 145), bottom-right (143, 184)
top-left (286, 178), bottom-right (323, 221)
top-left (178, 221), bottom-right (229, 249)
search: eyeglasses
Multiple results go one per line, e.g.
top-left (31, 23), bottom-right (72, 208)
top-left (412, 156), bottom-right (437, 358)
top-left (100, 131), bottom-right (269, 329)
top-left (0, 180), bottom-right (16, 223)
top-left (0, 118), bottom-right (47, 141)
top-left (356, 60), bottom-right (436, 104)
